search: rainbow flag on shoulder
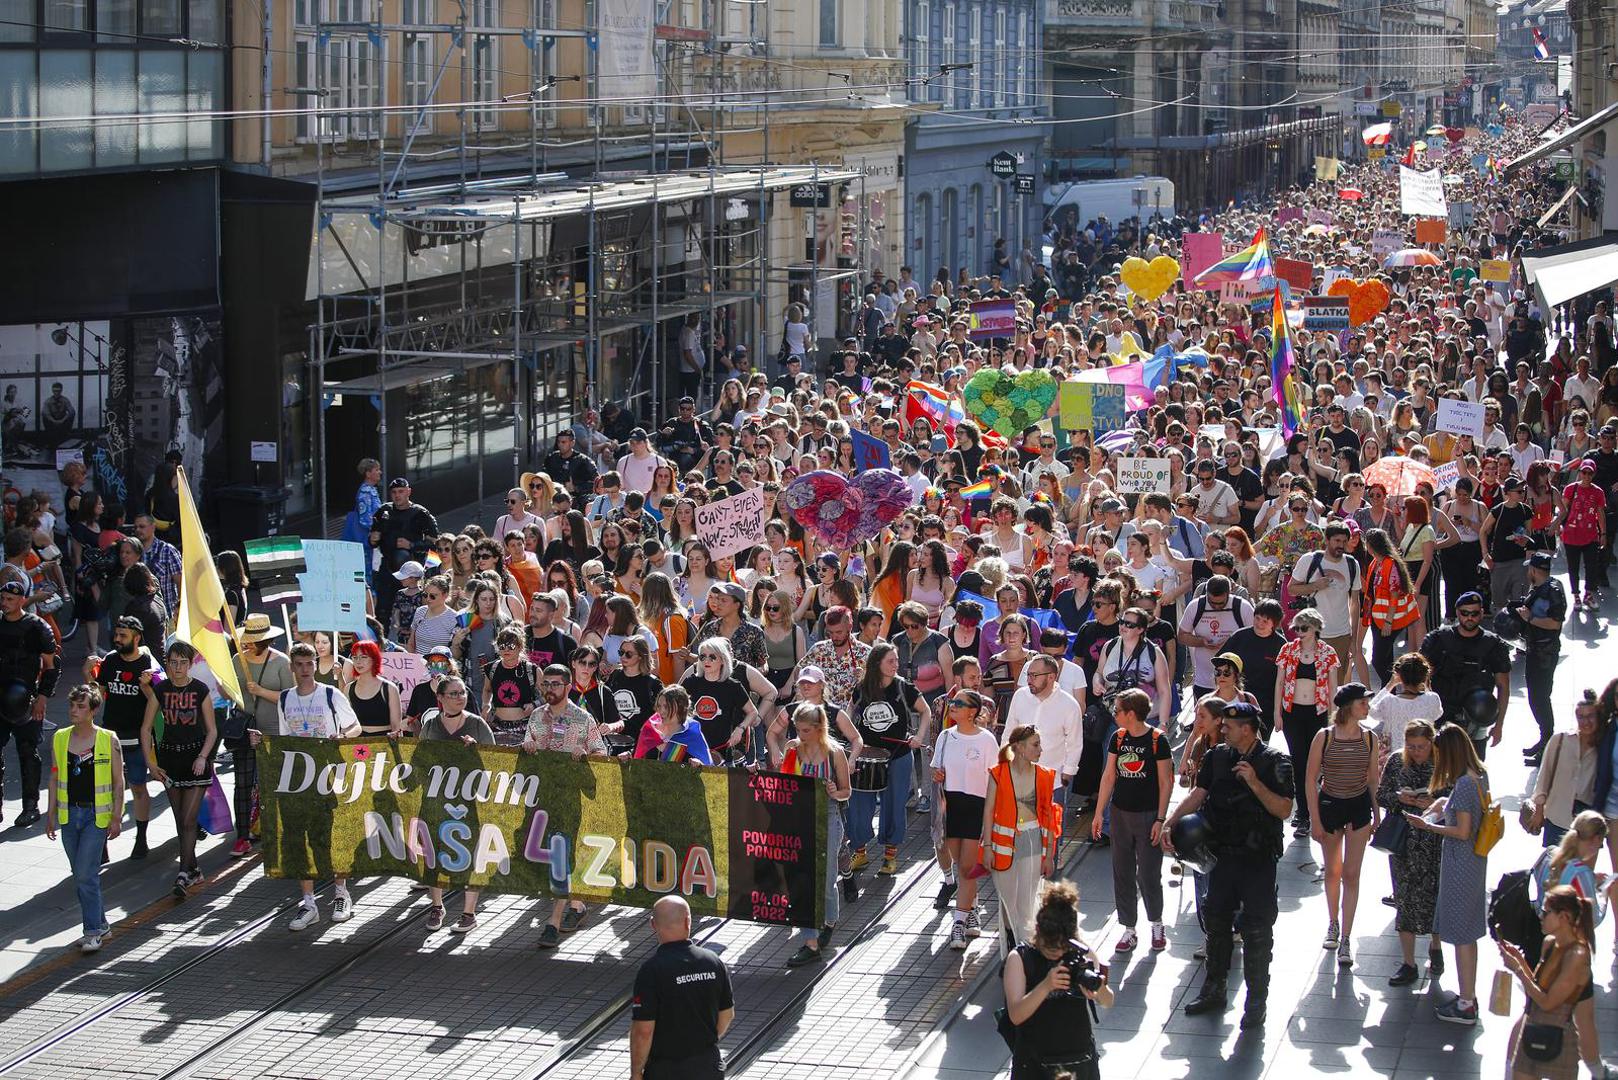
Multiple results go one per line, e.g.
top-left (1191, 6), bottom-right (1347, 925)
top-left (1193, 227), bottom-right (1275, 287)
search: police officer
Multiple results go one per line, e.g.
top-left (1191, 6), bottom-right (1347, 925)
top-left (1514, 552), bottom-right (1567, 766)
top-left (630, 895), bottom-right (734, 1080)
top-left (0, 579), bottom-right (61, 827)
top-left (1164, 701), bottom-right (1293, 1030)
top-left (1418, 591), bottom-right (1511, 762)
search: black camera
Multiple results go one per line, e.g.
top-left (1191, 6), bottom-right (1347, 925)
top-left (1049, 940), bottom-right (1107, 998)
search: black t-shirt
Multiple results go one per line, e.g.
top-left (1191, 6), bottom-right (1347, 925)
top-left (1486, 502), bottom-right (1534, 561)
top-left (631, 940), bottom-right (734, 1062)
top-left (95, 648), bottom-right (159, 743)
top-left (851, 678), bottom-right (920, 753)
top-left (1320, 426), bottom-right (1361, 454)
top-left (1143, 618), bottom-right (1175, 662)
top-left (1074, 620), bottom-right (1121, 684)
top-left (483, 658), bottom-right (539, 711)
top-left (0, 611), bottom-right (57, 695)
top-left (681, 673), bottom-right (752, 756)
top-left (1221, 627), bottom-right (1283, 718)
top-left (607, 670), bottom-right (662, 742)
top-left (525, 626), bottom-right (577, 670)
top-left (1108, 725), bottom-right (1172, 813)
top-left (1223, 466), bottom-right (1264, 534)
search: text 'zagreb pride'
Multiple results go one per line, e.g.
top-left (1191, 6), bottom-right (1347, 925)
top-left (256, 735), bottom-right (826, 928)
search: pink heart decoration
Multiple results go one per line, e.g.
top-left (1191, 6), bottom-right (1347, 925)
top-left (782, 469), bottom-right (915, 549)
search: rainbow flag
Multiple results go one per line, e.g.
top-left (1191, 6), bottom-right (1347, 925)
top-left (456, 611), bottom-right (484, 632)
top-left (960, 478), bottom-right (994, 499)
top-left (661, 741), bottom-right (689, 763)
top-left (1193, 227), bottom-right (1274, 287)
top-left (423, 551), bottom-right (443, 571)
top-left (904, 379), bottom-right (966, 436)
top-left (1268, 284), bottom-right (1303, 439)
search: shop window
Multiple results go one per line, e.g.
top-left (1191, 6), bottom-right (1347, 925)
top-left (39, 49), bottom-right (92, 172)
top-left (0, 0), bottom-right (33, 42)
top-left (96, 0), bottom-right (133, 41)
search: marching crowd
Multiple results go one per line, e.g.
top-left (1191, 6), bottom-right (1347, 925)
top-left (1, 115), bottom-right (1617, 1080)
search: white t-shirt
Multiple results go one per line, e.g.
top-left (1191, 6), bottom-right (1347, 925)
top-left (1289, 551), bottom-right (1360, 638)
top-left (1190, 479), bottom-right (1238, 523)
top-left (679, 326), bottom-right (705, 373)
top-left (930, 727), bottom-right (1001, 797)
top-left (617, 451), bottom-right (665, 494)
top-left (1177, 594), bottom-right (1254, 687)
top-left (278, 684), bottom-right (360, 739)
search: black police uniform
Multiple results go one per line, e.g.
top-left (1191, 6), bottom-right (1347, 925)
top-left (632, 938), bottom-right (733, 1079)
top-left (1192, 739), bottom-right (1294, 1017)
top-left (1520, 572), bottom-right (1567, 758)
top-left (0, 608), bottom-right (60, 822)
top-left (370, 499), bottom-right (439, 627)
top-left (1418, 623), bottom-right (1511, 759)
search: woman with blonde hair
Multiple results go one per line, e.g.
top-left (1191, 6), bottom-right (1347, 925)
top-left (638, 572), bottom-right (689, 684)
top-left (1500, 885), bottom-right (1595, 1080)
top-left (981, 720), bottom-right (1063, 955)
top-left (767, 703), bottom-right (850, 967)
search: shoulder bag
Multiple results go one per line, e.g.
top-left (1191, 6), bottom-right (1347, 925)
top-left (1473, 774), bottom-right (1505, 856)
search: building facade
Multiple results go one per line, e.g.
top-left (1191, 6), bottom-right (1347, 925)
top-left (903, 0), bottom-right (1049, 284)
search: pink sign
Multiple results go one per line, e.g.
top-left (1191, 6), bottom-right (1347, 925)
top-left (1276, 207), bottom-right (1305, 225)
top-left (1182, 233), bottom-right (1224, 291)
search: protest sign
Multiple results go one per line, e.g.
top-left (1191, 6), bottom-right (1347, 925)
top-left (1432, 461), bottom-right (1461, 492)
top-left (381, 653), bottom-right (429, 700)
top-left (1302, 296), bottom-right (1351, 330)
top-left (1275, 258), bottom-right (1315, 291)
top-left (296, 540), bottom-right (368, 633)
top-left (1182, 233), bottom-right (1224, 290)
top-left (1113, 456), bottom-right (1172, 494)
top-left (1307, 209), bottom-right (1334, 227)
top-left (245, 535), bottom-right (305, 606)
top-left (1399, 166), bottom-right (1449, 217)
top-left (1414, 218), bottom-right (1448, 244)
top-left (967, 299), bottom-right (1017, 340)
top-left (1057, 381), bottom-right (1128, 433)
top-left (1371, 231), bottom-right (1404, 256)
top-left (1448, 200), bottom-right (1475, 230)
top-left (694, 487), bottom-right (766, 561)
top-left (1315, 156), bottom-right (1340, 181)
top-left (257, 735), bottom-right (825, 927)
top-left (848, 427), bottom-right (891, 471)
top-left (1436, 398), bottom-right (1486, 438)
top-left (1221, 280), bottom-right (1264, 306)
top-left (1276, 207), bottom-right (1305, 225)
top-left (1368, 147), bottom-right (1386, 160)
top-left (1480, 259), bottom-right (1511, 282)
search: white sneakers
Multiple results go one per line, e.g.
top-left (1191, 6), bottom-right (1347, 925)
top-left (331, 892), bottom-right (354, 923)
top-left (290, 890), bottom-right (354, 930)
top-left (80, 935), bottom-right (103, 954)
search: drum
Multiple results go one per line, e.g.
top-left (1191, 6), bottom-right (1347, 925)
top-left (849, 748), bottom-right (892, 792)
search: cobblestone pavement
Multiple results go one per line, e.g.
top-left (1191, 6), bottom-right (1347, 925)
top-left (1, 583), bottom-right (1615, 1079)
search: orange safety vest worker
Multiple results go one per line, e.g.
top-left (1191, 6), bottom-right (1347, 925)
top-left (1362, 555), bottom-right (1419, 629)
top-left (986, 760), bottom-right (1063, 872)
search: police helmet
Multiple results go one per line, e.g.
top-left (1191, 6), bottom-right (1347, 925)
top-left (1169, 813), bottom-right (1217, 876)
top-left (0, 680), bottom-right (33, 722)
top-left (1460, 687), bottom-right (1497, 728)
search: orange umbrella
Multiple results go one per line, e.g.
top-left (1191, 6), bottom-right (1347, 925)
top-left (1364, 456), bottom-right (1436, 498)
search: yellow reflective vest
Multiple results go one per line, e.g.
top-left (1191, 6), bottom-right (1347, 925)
top-left (53, 726), bottom-right (115, 828)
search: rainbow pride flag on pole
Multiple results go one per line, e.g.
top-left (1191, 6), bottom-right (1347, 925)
top-left (1191, 227), bottom-right (1274, 287)
top-left (1269, 284), bottom-right (1303, 438)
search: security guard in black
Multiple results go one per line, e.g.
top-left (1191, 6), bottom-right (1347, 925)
top-left (631, 897), bottom-right (734, 1080)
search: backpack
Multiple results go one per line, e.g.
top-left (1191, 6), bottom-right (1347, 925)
top-left (1112, 725), bottom-right (1162, 758)
top-left (1187, 595), bottom-right (1247, 634)
top-left (1487, 868), bottom-right (1542, 969)
top-left (279, 686), bottom-right (340, 731)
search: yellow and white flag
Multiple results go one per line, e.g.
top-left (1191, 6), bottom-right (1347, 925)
top-left (175, 466), bottom-right (244, 706)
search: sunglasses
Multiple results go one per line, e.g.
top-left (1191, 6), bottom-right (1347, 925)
top-left (507, 498), bottom-right (523, 504)
top-left (575, 659), bottom-right (599, 668)
top-left (765, 604), bottom-right (783, 613)
top-left (1122, 620), bottom-right (1147, 630)
top-left (478, 553), bottom-right (498, 560)
top-left (1457, 608), bottom-right (1483, 617)
top-left (700, 654), bottom-right (721, 661)
top-left (947, 698), bottom-right (976, 710)
top-left (1214, 665), bottom-right (1236, 676)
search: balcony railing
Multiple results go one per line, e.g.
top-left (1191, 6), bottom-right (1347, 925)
top-left (1048, 0), bottom-right (1148, 27)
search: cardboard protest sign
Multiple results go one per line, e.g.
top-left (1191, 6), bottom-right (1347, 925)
top-left (1113, 456), bottom-right (1171, 494)
top-left (1057, 381), bottom-right (1128, 433)
top-left (694, 487), bottom-right (766, 561)
top-left (381, 653), bottom-right (429, 700)
top-left (1436, 398), bottom-right (1485, 438)
top-left (1399, 166), bottom-right (1449, 217)
top-left (1275, 258), bottom-right (1315, 291)
top-left (1302, 296), bottom-right (1351, 330)
top-left (1480, 259), bottom-right (1511, 282)
top-left (1414, 218), bottom-right (1448, 244)
top-left (1182, 233), bottom-right (1224, 290)
top-left (967, 299), bottom-right (1017, 340)
top-left (296, 540), bottom-right (368, 633)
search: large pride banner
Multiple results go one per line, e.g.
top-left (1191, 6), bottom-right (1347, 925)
top-left (257, 736), bottom-right (826, 927)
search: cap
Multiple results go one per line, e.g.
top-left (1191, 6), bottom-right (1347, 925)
top-left (394, 561), bottom-right (425, 581)
top-left (113, 613), bottom-right (145, 632)
top-left (930, 434), bottom-right (949, 452)
top-left (1213, 651), bottom-right (1243, 676)
top-left (1221, 701), bottom-right (1262, 725)
top-left (1503, 476), bottom-right (1524, 491)
top-left (629, 427), bottom-right (649, 440)
top-left (1333, 682), bottom-right (1372, 708)
top-left (423, 644), bottom-right (454, 660)
top-left (733, 344), bottom-right (748, 355)
top-left (678, 395), bottom-right (696, 406)
top-left (0, 580), bottom-right (27, 597)
top-left (1456, 591), bottom-right (1485, 609)
top-left (796, 665), bottom-right (827, 685)
top-left (387, 477), bottom-right (410, 490)
top-left (1580, 459), bottom-right (1597, 472)
top-left (715, 582), bottom-right (747, 603)
top-left (786, 352), bottom-right (803, 362)
top-left (1527, 551), bottom-right (1553, 571)
top-left (1098, 497), bottom-right (1126, 513)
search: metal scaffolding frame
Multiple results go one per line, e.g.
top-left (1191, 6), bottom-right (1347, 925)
top-left (297, 0), bottom-right (868, 531)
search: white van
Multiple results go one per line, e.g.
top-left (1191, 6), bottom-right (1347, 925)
top-left (1043, 177), bottom-right (1176, 228)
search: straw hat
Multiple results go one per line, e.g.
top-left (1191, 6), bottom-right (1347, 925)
top-left (239, 613), bottom-right (285, 644)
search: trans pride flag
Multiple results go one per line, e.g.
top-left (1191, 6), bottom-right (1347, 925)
top-left (1268, 284), bottom-right (1304, 438)
top-left (1192, 227), bottom-right (1274, 287)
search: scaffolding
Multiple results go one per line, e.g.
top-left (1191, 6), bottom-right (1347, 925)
top-left (296, 0), bottom-right (871, 530)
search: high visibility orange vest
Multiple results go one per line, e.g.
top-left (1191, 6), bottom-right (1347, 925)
top-left (1363, 555), bottom-right (1419, 630)
top-left (986, 761), bottom-right (1062, 872)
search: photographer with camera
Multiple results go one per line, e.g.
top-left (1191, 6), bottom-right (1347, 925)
top-left (1165, 701), bottom-right (1295, 1030)
top-left (1514, 551), bottom-right (1567, 767)
top-left (1001, 880), bottom-right (1113, 1080)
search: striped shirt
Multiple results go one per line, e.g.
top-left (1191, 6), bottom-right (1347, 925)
top-left (1320, 725), bottom-right (1373, 798)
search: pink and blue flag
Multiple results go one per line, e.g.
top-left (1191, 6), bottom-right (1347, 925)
top-left (1193, 227), bottom-right (1274, 287)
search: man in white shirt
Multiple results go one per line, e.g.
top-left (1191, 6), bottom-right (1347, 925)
top-left (1188, 460), bottom-right (1239, 527)
top-left (615, 428), bottom-right (666, 495)
top-left (1004, 654), bottom-right (1083, 804)
top-left (1017, 627), bottom-right (1088, 706)
top-left (1176, 575), bottom-right (1254, 698)
top-left (1022, 434), bottom-right (1070, 491)
top-left (1286, 522), bottom-right (1361, 664)
top-left (1564, 355), bottom-right (1600, 416)
top-left (260, 641), bottom-right (361, 931)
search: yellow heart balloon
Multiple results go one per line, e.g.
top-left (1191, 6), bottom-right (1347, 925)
top-left (1119, 255), bottom-right (1181, 302)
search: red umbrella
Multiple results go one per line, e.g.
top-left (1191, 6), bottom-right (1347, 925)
top-left (1338, 188), bottom-right (1364, 200)
top-left (1364, 456), bottom-right (1437, 498)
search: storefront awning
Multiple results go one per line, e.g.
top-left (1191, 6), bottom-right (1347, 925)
top-left (1535, 183), bottom-right (1581, 228)
top-left (1503, 100), bottom-right (1618, 176)
top-left (1521, 235), bottom-right (1618, 309)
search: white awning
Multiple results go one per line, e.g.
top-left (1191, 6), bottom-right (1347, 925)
top-left (1521, 237), bottom-right (1618, 309)
top-left (1503, 100), bottom-right (1618, 176)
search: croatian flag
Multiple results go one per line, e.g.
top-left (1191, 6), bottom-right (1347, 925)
top-left (1532, 27), bottom-right (1550, 61)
